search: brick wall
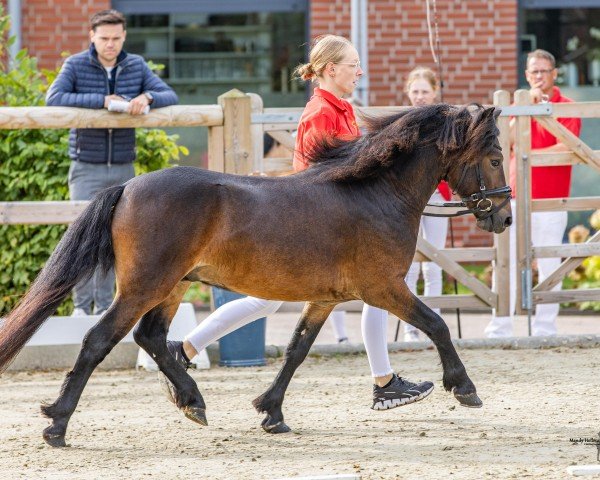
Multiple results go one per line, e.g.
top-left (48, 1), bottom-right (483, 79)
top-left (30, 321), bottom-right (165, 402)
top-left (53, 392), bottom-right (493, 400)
top-left (311, 0), bottom-right (518, 246)
top-left (17, 0), bottom-right (109, 70)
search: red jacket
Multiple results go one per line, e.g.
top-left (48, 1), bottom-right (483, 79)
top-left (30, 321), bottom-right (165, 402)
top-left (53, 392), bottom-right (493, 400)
top-left (293, 87), bottom-right (452, 200)
top-left (293, 88), bottom-right (360, 172)
top-left (509, 86), bottom-right (582, 199)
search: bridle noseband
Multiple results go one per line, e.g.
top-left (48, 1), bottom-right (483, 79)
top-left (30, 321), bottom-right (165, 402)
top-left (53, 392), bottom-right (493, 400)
top-left (424, 163), bottom-right (512, 218)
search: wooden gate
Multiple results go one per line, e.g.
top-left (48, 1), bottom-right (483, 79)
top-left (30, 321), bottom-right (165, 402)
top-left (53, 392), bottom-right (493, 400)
top-left (510, 89), bottom-right (600, 323)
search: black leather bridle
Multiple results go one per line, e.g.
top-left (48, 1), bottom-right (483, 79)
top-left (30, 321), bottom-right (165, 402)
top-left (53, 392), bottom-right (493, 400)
top-left (424, 163), bottom-right (512, 218)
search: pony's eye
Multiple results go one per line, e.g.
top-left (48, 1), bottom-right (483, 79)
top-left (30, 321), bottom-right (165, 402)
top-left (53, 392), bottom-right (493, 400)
top-left (491, 159), bottom-right (501, 168)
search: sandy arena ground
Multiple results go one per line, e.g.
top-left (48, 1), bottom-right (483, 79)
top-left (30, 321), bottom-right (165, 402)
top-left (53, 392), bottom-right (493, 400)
top-left (0, 348), bottom-right (599, 479)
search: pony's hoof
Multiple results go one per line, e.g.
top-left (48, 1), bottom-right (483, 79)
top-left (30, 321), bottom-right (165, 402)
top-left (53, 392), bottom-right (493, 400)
top-left (261, 417), bottom-right (291, 434)
top-left (42, 429), bottom-right (67, 448)
top-left (453, 390), bottom-right (483, 408)
top-left (183, 406), bottom-right (208, 426)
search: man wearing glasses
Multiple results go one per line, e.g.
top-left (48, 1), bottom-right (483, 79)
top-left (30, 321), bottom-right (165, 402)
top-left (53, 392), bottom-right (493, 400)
top-left (485, 49), bottom-right (581, 338)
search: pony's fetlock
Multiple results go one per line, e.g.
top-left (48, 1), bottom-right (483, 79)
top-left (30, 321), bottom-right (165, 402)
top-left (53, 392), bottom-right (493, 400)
top-left (252, 390), bottom-right (280, 413)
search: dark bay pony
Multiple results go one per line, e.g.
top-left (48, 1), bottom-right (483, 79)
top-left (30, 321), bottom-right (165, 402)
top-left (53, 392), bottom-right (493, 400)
top-left (0, 104), bottom-right (512, 447)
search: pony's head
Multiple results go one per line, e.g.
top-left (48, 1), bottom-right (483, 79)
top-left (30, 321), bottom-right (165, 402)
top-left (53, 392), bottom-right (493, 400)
top-left (306, 104), bottom-right (512, 233)
top-left (442, 106), bottom-right (512, 233)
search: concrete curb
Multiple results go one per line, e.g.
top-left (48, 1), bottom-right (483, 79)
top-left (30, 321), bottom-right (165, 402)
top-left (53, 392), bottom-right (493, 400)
top-left (205, 334), bottom-right (600, 362)
top-left (7, 334), bottom-right (599, 371)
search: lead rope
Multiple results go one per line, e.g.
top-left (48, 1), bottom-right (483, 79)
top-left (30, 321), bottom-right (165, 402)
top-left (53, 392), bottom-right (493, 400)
top-left (426, 0), bottom-right (461, 337)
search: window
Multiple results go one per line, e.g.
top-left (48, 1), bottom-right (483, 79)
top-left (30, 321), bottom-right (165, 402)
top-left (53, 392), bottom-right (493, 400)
top-left (521, 7), bottom-right (600, 87)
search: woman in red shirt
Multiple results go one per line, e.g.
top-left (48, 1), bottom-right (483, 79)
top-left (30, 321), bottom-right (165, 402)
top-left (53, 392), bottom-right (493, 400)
top-left (293, 35), bottom-right (433, 409)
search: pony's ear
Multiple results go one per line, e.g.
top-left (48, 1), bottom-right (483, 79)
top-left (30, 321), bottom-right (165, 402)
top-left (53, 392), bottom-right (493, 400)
top-left (492, 107), bottom-right (501, 120)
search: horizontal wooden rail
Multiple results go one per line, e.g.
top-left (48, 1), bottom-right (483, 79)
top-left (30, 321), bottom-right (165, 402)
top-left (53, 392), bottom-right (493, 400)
top-left (549, 102), bottom-right (600, 119)
top-left (530, 151), bottom-right (600, 167)
top-left (414, 247), bottom-right (495, 263)
top-left (0, 201), bottom-right (88, 224)
top-left (334, 295), bottom-right (489, 311)
top-left (0, 105), bottom-right (224, 129)
top-left (532, 197), bottom-right (600, 212)
top-left (533, 289), bottom-right (600, 304)
top-left (533, 244), bottom-right (600, 258)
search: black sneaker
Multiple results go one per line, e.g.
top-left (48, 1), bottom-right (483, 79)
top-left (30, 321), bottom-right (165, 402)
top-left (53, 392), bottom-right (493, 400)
top-left (158, 340), bottom-right (192, 405)
top-left (371, 374), bottom-right (434, 410)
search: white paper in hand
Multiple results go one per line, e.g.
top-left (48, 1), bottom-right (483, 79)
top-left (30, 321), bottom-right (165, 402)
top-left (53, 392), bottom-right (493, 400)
top-left (108, 99), bottom-right (150, 115)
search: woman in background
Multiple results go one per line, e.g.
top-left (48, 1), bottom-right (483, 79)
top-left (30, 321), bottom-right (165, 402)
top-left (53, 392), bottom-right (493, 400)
top-left (402, 67), bottom-right (451, 342)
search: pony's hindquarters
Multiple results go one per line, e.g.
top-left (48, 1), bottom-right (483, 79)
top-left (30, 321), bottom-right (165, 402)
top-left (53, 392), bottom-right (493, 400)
top-left (0, 185), bottom-right (125, 372)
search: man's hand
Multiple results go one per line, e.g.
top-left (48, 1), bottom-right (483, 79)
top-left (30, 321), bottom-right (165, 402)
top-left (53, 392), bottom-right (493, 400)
top-left (129, 94), bottom-right (151, 115)
top-left (529, 82), bottom-right (548, 104)
top-left (104, 94), bottom-right (127, 109)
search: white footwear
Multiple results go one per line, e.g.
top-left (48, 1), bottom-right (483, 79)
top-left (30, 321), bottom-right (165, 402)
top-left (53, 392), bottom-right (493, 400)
top-left (404, 331), bottom-right (420, 342)
top-left (71, 308), bottom-right (89, 317)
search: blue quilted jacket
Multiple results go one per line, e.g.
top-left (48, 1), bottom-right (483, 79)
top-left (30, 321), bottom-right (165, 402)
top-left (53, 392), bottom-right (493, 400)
top-left (46, 45), bottom-right (178, 164)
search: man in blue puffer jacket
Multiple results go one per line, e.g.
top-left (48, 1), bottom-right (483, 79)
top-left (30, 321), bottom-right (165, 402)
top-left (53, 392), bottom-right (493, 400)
top-left (46, 9), bottom-right (178, 317)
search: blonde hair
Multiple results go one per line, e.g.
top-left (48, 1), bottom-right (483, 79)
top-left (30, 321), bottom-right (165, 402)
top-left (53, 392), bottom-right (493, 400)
top-left (404, 66), bottom-right (439, 93)
top-left (294, 35), bottom-right (353, 82)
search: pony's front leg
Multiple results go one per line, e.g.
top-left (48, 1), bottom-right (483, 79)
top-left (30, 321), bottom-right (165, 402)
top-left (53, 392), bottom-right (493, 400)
top-left (252, 302), bottom-right (333, 434)
top-left (41, 298), bottom-right (148, 447)
top-left (383, 288), bottom-right (482, 408)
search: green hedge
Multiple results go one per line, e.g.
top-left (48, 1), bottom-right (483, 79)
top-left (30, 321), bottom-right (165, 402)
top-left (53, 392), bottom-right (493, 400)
top-left (0, 7), bottom-right (188, 315)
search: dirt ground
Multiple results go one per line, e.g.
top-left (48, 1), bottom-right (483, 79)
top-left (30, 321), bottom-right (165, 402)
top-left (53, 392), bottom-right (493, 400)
top-left (0, 348), bottom-right (599, 480)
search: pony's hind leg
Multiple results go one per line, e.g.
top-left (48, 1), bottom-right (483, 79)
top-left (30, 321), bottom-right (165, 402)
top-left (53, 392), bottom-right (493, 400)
top-left (133, 281), bottom-right (207, 426)
top-left (386, 289), bottom-right (482, 408)
top-left (252, 302), bottom-right (334, 434)
top-left (40, 297), bottom-right (152, 447)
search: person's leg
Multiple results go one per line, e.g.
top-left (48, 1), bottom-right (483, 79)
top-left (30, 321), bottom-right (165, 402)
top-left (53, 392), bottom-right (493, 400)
top-left (68, 161), bottom-right (106, 315)
top-left (531, 210), bottom-right (567, 336)
top-left (361, 303), bottom-right (434, 410)
top-left (361, 304), bottom-right (392, 380)
top-left (184, 296), bottom-right (283, 358)
top-left (93, 163), bottom-right (135, 315)
top-left (403, 219), bottom-right (423, 340)
top-left (485, 199), bottom-right (517, 338)
top-left (421, 208), bottom-right (449, 316)
top-left (328, 310), bottom-right (348, 342)
top-left (403, 262), bottom-right (421, 340)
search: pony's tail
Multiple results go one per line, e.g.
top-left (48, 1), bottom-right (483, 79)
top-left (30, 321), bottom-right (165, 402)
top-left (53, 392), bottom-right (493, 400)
top-left (0, 184), bottom-right (125, 372)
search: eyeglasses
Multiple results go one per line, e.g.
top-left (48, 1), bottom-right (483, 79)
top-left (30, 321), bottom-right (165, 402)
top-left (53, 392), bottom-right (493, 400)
top-left (336, 60), bottom-right (361, 70)
top-left (527, 68), bottom-right (554, 76)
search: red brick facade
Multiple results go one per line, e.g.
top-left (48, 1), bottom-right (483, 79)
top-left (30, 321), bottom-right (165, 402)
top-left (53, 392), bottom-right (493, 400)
top-left (7, 0), bottom-right (518, 247)
top-left (6, 0), bottom-right (109, 70)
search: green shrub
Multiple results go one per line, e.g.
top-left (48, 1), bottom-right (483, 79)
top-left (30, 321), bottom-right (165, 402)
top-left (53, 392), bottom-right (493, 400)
top-left (0, 6), bottom-right (188, 315)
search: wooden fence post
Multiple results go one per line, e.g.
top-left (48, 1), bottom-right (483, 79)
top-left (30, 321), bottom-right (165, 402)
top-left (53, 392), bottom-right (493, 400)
top-left (513, 89), bottom-right (533, 321)
top-left (217, 89), bottom-right (253, 175)
top-left (247, 93), bottom-right (264, 173)
top-left (493, 90), bottom-right (511, 316)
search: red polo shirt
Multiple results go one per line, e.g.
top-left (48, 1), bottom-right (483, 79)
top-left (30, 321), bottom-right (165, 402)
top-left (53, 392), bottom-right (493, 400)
top-left (509, 86), bottom-right (582, 199)
top-left (293, 87), bottom-right (360, 172)
top-left (293, 87), bottom-right (451, 200)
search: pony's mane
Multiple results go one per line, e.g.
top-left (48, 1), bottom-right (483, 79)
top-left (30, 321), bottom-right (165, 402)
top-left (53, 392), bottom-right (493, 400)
top-left (306, 104), bottom-right (500, 182)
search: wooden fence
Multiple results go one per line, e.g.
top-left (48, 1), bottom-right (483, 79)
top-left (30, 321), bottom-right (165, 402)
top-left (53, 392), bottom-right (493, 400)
top-left (510, 90), bottom-right (600, 321)
top-left (1, 89), bottom-right (598, 320)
